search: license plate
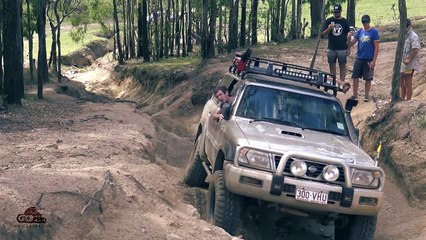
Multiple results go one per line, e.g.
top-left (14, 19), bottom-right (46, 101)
top-left (295, 189), bottom-right (328, 205)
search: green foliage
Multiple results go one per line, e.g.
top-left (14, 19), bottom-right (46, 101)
top-left (417, 116), bottom-right (426, 129)
top-left (22, 0), bottom-right (38, 38)
top-left (69, 2), bottom-right (90, 44)
top-left (89, 0), bottom-right (113, 31)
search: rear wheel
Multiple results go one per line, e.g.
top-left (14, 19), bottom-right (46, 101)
top-left (335, 214), bottom-right (377, 240)
top-left (183, 136), bottom-right (207, 187)
top-left (206, 170), bottom-right (243, 236)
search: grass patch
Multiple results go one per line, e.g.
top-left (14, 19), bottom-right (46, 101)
top-left (417, 116), bottom-right (426, 129)
top-left (24, 23), bottom-right (106, 63)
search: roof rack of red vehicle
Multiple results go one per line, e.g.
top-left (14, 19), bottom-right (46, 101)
top-left (229, 55), bottom-right (344, 96)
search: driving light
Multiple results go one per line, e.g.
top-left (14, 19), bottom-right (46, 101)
top-left (238, 148), bottom-right (272, 170)
top-left (290, 160), bottom-right (307, 177)
top-left (352, 170), bottom-right (376, 187)
top-left (322, 165), bottom-right (340, 182)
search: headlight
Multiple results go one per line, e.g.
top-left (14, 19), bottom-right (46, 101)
top-left (238, 148), bottom-right (272, 170)
top-left (322, 165), bottom-right (340, 182)
top-left (352, 170), bottom-right (378, 188)
top-left (290, 160), bottom-right (307, 177)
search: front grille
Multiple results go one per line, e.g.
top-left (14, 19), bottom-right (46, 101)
top-left (275, 156), bottom-right (345, 186)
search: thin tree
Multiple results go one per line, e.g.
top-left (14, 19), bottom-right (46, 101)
top-left (122, 0), bottom-right (128, 60)
top-left (289, 0), bottom-right (296, 39)
top-left (165, 0), bottom-right (171, 57)
top-left (240, 0), bottom-right (247, 47)
top-left (310, 0), bottom-right (324, 38)
top-left (201, 0), bottom-right (208, 58)
top-left (3, 0), bottom-right (25, 104)
top-left (113, 0), bottom-right (124, 64)
top-left (180, 0), bottom-right (186, 57)
top-left (186, 0), bottom-right (192, 53)
top-left (26, 0), bottom-right (35, 83)
top-left (228, 0), bottom-right (239, 52)
top-left (37, 0), bottom-right (48, 99)
top-left (250, 0), bottom-right (258, 45)
top-left (346, 0), bottom-right (355, 27)
top-left (207, 0), bottom-right (217, 58)
top-left (391, 0), bottom-right (407, 103)
top-left (0, 0), bottom-right (4, 92)
top-left (141, 0), bottom-right (149, 61)
top-left (137, 0), bottom-right (143, 58)
top-left (310, 0), bottom-right (327, 68)
top-left (159, 0), bottom-right (164, 58)
top-left (54, 0), bottom-right (80, 83)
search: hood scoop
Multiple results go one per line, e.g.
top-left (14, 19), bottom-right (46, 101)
top-left (281, 130), bottom-right (303, 138)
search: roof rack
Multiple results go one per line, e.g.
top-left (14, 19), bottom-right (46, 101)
top-left (232, 56), bottom-right (343, 96)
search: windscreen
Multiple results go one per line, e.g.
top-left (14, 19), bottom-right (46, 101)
top-left (235, 85), bottom-right (348, 136)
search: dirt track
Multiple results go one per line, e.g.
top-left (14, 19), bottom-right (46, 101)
top-left (1, 41), bottom-right (426, 239)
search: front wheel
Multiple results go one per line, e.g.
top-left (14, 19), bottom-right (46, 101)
top-left (183, 136), bottom-right (207, 187)
top-left (335, 214), bottom-right (377, 240)
top-left (206, 170), bottom-right (243, 236)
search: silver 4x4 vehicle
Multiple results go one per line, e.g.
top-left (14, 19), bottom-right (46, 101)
top-left (184, 57), bottom-right (384, 239)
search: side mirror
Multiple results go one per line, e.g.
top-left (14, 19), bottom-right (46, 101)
top-left (345, 98), bottom-right (358, 112)
top-left (221, 103), bottom-right (231, 120)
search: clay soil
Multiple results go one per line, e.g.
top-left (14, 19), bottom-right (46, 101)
top-left (1, 39), bottom-right (426, 240)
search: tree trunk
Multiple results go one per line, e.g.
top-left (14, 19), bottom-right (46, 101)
top-left (218, 6), bottom-right (224, 53)
top-left (3, 0), bottom-right (24, 104)
top-left (278, 0), bottom-right (286, 38)
top-left (289, 0), bottom-right (296, 39)
top-left (165, 0), bottom-right (171, 57)
top-left (310, 0), bottom-right (323, 38)
top-left (159, 0), bottom-right (164, 58)
top-left (37, 0), bottom-right (48, 100)
top-left (113, 0), bottom-right (124, 64)
top-left (130, 0), bottom-right (136, 59)
top-left (228, 0), bottom-right (239, 52)
top-left (346, 0), bottom-right (356, 27)
top-left (175, 0), bottom-right (180, 57)
top-left (391, 0), bottom-right (407, 103)
top-left (48, 22), bottom-right (57, 71)
top-left (170, 0), bottom-right (175, 55)
top-left (141, 0), bottom-right (149, 61)
top-left (0, 0), bottom-right (3, 92)
top-left (122, 0), bottom-right (128, 60)
top-left (240, 0), bottom-right (247, 47)
top-left (207, 0), bottom-right (216, 58)
top-left (310, 0), bottom-right (327, 68)
top-left (153, 6), bottom-right (160, 61)
top-left (186, 0), bottom-right (192, 53)
top-left (266, 8), bottom-right (270, 42)
top-left (201, 0), bottom-right (208, 59)
top-left (26, 0), bottom-right (34, 83)
top-left (137, 1), bottom-right (143, 58)
top-left (53, 0), bottom-right (62, 83)
top-left (251, 0), bottom-right (258, 45)
top-left (181, 0), bottom-right (186, 57)
top-left (296, 0), bottom-right (302, 38)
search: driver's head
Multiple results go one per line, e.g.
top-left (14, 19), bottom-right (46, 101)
top-left (215, 86), bottom-right (230, 103)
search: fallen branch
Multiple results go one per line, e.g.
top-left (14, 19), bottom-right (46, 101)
top-left (80, 170), bottom-right (113, 216)
top-left (80, 114), bottom-right (109, 122)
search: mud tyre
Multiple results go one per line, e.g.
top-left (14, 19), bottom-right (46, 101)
top-left (335, 214), bottom-right (377, 240)
top-left (183, 136), bottom-right (207, 187)
top-left (206, 170), bottom-right (243, 236)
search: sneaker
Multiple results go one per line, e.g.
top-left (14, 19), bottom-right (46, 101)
top-left (363, 96), bottom-right (370, 102)
top-left (349, 95), bottom-right (358, 100)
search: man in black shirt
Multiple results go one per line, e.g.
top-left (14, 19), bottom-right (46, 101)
top-left (322, 4), bottom-right (353, 92)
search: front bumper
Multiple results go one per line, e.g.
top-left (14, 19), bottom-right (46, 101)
top-left (224, 163), bottom-right (384, 216)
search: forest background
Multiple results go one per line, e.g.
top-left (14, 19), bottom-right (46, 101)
top-left (0, 0), bottom-right (424, 105)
